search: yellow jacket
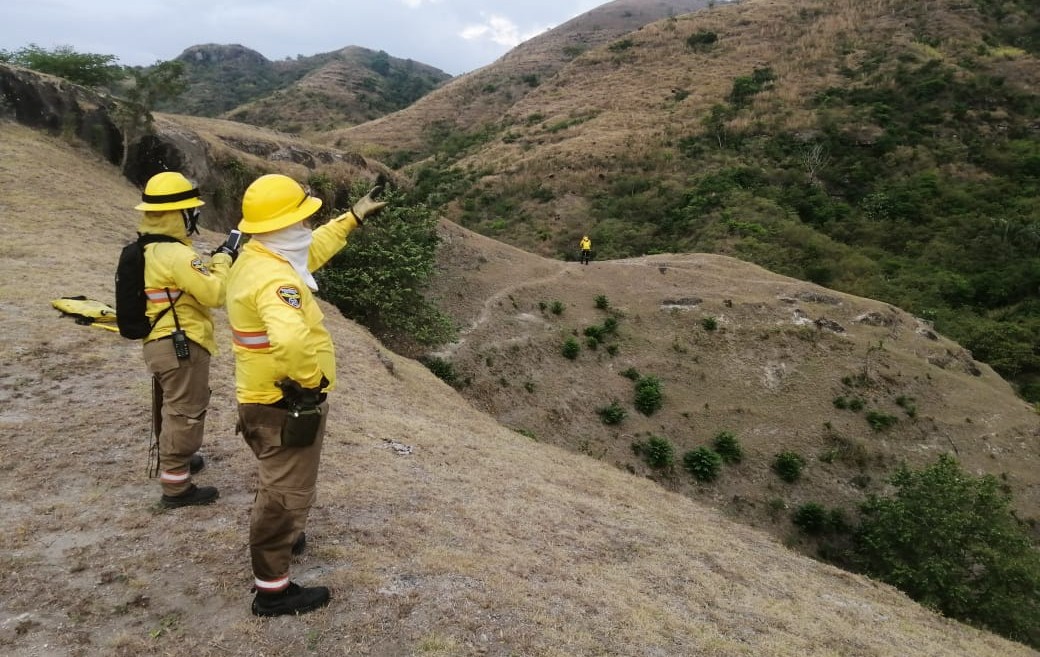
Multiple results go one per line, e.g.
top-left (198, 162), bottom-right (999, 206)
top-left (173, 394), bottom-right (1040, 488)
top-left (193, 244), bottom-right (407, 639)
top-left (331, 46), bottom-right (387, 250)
top-left (226, 214), bottom-right (360, 404)
top-left (580, 237), bottom-right (592, 250)
top-left (140, 211), bottom-right (231, 354)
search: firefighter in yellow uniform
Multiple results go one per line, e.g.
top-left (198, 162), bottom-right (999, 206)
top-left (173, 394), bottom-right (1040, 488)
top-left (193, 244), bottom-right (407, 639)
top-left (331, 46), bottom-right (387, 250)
top-left (137, 172), bottom-right (235, 509)
top-left (226, 173), bottom-right (386, 617)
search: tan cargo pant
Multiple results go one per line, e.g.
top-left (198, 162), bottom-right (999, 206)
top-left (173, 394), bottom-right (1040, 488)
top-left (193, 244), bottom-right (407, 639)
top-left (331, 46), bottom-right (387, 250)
top-left (143, 338), bottom-right (211, 496)
top-left (237, 401), bottom-right (328, 588)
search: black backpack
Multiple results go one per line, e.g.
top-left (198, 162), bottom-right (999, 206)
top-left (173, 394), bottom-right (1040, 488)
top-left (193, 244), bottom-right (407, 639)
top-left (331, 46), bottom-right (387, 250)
top-left (115, 234), bottom-right (182, 339)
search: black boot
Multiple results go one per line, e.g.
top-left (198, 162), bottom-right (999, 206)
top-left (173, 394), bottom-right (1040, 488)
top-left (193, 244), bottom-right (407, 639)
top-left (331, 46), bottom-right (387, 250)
top-left (189, 453), bottom-right (205, 475)
top-left (160, 484), bottom-right (219, 509)
top-left (252, 582), bottom-right (330, 617)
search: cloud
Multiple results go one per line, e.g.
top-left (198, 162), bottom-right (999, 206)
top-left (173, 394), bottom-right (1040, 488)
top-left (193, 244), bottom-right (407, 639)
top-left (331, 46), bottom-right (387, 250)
top-left (460, 13), bottom-right (546, 48)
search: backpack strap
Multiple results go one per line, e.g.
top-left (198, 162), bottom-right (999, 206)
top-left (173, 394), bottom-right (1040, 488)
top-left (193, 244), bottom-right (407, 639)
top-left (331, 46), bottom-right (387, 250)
top-left (138, 234), bottom-right (184, 332)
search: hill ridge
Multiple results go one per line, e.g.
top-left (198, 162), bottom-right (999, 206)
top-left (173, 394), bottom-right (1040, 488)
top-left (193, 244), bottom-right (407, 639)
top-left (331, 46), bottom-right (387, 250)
top-left (2, 119), bottom-right (1037, 655)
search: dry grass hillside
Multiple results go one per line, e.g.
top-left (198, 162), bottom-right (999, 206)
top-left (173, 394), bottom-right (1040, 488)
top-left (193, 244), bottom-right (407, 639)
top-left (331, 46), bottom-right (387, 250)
top-left (426, 220), bottom-right (1040, 547)
top-left (320, 0), bottom-right (1040, 258)
top-left (3, 121), bottom-right (1038, 656)
top-left (224, 47), bottom-right (450, 137)
top-left (320, 0), bottom-right (713, 157)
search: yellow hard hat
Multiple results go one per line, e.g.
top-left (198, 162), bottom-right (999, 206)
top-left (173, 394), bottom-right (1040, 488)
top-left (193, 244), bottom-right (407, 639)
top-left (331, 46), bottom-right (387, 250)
top-left (134, 172), bottom-right (205, 211)
top-left (238, 174), bottom-right (322, 234)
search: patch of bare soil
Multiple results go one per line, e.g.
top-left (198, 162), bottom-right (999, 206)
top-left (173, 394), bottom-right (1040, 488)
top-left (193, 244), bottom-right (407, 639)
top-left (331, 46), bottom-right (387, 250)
top-left (1, 121), bottom-right (1037, 657)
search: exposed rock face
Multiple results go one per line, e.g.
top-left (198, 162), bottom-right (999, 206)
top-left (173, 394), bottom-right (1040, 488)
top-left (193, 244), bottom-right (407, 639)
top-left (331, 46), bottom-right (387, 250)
top-left (0, 62), bottom-right (386, 230)
top-left (0, 64), bottom-right (122, 165)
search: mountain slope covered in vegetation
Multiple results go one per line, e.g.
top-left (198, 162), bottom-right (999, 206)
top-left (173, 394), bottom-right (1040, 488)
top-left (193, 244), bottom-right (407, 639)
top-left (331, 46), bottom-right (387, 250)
top-left (333, 0), bottom-right (1040, 399)
top-left (160, 43), bottom-right (450, 134)
top-left (5, 117), bottom-right (1038, 656)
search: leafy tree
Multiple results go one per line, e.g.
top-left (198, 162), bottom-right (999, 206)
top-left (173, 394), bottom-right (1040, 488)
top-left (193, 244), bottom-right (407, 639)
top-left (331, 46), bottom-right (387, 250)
top-left (854, 455), bottom-right (1040, 648)
top-left (112, 60), bottom-right (187, 167)
top-left (317, 188), bottom-right (456, 351)
top-left (0, 44), bottom-right (122, 87)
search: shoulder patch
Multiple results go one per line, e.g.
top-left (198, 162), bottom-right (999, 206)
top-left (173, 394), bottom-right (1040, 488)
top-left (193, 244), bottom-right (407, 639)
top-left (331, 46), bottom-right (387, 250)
top-left (276, 285), bottom-right (303, 309)
top-left (190, 257), bottom-right (210, 276)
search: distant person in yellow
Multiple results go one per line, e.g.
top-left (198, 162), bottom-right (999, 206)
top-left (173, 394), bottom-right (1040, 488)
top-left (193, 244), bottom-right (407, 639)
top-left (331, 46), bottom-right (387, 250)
top-left (135, 172), bottom-right (237, 509)
top-left (580, 234), bottom-right (592, 265)
top-left (226, 173), bottom-right (386, 617)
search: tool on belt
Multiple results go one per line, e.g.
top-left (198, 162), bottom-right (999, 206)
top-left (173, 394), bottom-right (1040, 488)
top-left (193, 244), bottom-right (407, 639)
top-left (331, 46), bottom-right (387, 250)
top-left (274, 377), bottom-right (328, 447)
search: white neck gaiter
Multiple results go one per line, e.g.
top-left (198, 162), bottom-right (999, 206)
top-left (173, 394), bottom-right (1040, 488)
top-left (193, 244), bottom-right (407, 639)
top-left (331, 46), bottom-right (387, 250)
top-left (255, 222), bottom-right (318, 291)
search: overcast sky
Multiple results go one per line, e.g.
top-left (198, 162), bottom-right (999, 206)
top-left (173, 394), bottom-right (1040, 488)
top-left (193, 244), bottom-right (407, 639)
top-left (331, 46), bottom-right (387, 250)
top-left (1, 0), bottom-right (612, 76)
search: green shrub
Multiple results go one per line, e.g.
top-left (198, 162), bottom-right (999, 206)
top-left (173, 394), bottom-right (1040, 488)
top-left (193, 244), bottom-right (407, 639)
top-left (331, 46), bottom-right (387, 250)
top-left (792, 503), bottom-right (829, 535)
top-left (866, 410), bottom-right (898, 431)
top-left (609, 39), bottom-right (634, 52)
top-left (595, 295), bottom-right (610, 309)
top-left (833, 396), bottom-right (849, 409)
top-left (828, 508), bottom-right (850, 534)
top-left (683, 447), bottom-right (723, 482)
top-left (550, 300), bottom-right (565, 315)
top-left (639, 435), bottom-right (675, 469)
top-left (584, 325), bottom-right (606, 341)
top-left (773, 451), bottom-right (806, 483)
top-left (768, 497), bottom-right (788, 520)
top-left (702, 316), bottom-right (719, 331)
top-left (562, 337), bottom-right (581, 360)
top-left (686, 30), bottom-right (719, 50)
top-left (896, 395), bottom-right (917, 417)
top-left (854, 455), bottom-right (1040, 648)
top-left (848, 398), bottom-right (865, 412)
top-left (712, 431), bottom-right (743, 464)
top-left (603, 316), bottom-right (619, 333)
top-left (598, 400), bottom-right (627, 425)
top-left (419, 356), bottom-right (457, 386)
top-left (634, 375), bottom-right (664, 416)
top-left (319, 188), bottom-right (456, 349)
top-left (728, 67), bottom-right (776, 106)
top-left (620, 367), bottom-right (641, 381)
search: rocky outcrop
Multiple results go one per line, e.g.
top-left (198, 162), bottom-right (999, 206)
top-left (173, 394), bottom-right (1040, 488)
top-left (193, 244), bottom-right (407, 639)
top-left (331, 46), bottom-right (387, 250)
top-left (0, 63), bottom-right (122, 165)
top-left (0, 62), bottom-right (390, 230)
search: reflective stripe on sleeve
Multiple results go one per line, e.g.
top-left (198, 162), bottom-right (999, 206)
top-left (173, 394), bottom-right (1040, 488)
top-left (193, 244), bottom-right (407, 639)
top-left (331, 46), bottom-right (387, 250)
top-left (145, 288), bottom-right (183, 302)
top-left (232, 329), bottom-right (272, 350)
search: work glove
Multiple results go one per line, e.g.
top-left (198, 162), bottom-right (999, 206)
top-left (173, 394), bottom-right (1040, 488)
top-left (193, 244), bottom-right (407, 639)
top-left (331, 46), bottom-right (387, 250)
top-left (275, 375), bottom-right (329, 408)
top-left (211, 229), bottom-right (243, 262)
top-left (348, 175), bottom-right (388, 224)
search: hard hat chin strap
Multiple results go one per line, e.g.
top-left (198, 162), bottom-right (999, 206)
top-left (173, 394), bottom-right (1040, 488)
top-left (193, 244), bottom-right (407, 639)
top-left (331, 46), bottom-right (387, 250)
top-left (182, 208), bottom-right (201, 236)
